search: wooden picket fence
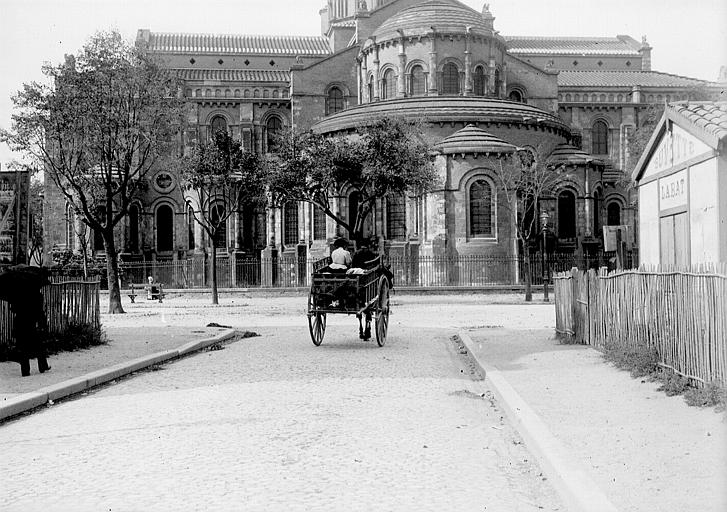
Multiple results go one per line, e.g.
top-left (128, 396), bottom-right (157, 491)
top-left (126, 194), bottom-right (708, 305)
top-left (555, 265), bottom-right (727, 386)
top-left (0, 280), bottom-right (101, 348)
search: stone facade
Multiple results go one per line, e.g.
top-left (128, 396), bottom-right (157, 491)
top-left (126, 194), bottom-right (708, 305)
top-left (44, 0), bottom-right (720, 281)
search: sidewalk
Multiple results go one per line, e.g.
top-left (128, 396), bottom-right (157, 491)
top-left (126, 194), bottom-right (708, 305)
top-left (1, 324), bottom-right (236, 421)
top-left (459, 328), bottom-right (727, 512)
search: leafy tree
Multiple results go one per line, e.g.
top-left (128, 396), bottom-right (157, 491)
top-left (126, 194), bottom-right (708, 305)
top-left (1, 30), bottom-right (183, 313)
top-left (267, 117), bottom-right (436, 243)
top-left (180, 130), bottom-right (266, 304)
top-left (497, 144), bottom-right (560, 301)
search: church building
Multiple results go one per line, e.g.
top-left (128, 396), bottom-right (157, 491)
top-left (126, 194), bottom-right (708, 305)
top-left (44, 0), bottom-right (720, 284)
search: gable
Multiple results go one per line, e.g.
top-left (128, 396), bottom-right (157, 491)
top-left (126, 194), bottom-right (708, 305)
top-left (641, 124), bottom-right (713, 180)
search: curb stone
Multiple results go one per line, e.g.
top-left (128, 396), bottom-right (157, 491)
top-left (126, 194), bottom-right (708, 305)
top-left (457, 330), bottom-right (619, 512)
top-left (0, 329), bottom-right (236, 423)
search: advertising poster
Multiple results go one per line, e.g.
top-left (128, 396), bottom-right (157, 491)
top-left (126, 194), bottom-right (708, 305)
top-left (0, 170), bottom-right (30, 264)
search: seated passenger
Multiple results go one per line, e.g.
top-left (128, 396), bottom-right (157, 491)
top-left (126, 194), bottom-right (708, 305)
top-left (323, 237), bottom-right (351, 274)
top-left (351, 238), bottom-right (379, 270)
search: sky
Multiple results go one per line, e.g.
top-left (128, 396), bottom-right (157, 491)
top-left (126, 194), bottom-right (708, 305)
top-left (1, 0), bottom-right (725, 168)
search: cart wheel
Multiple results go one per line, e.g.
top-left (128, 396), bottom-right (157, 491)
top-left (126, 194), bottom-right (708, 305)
top-left (375, 276), bottom-right (390, 347)
top-left (308, 290), bottom-right (326, 346)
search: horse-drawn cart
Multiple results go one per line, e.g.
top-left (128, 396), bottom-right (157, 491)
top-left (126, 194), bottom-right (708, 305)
top-left (307, 256), bottom-right (391, 347)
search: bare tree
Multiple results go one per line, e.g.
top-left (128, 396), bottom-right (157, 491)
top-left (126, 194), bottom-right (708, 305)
top-left (497, 144), bottom-right (560, 301)
top-left (180, 131), bottom-right (266, 304)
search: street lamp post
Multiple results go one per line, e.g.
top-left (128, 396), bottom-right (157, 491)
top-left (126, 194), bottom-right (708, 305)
top-left (540, 210), bottom-right (550, 302)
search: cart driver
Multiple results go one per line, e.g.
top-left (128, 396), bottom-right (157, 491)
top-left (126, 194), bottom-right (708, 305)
top-left (329, 237), bottom-right (352, 273)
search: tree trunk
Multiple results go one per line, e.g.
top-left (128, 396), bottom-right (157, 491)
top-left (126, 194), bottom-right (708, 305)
top-left (209, 241), bottom-right (219, 305)
top-left (104, 233), bottom-right (125, 314)
top-left (522, 242), bottom-right (533, 302)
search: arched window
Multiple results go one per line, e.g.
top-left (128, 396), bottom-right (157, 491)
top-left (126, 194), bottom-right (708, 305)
top-left (469, 179), bottom-right (494, 237)
top-left (210, 203), bottom-right (226, 249)
top-left (326, 86), bottom-right (344, 115)
top-left (266, 116), bottom-right (283, 152)
top-left (128, 204), bottom-right (139, 252)
top-left (557, 191), bottom-right (577, 239)
top-left (382, 69), bottom-right (396, 99)
top-left (508, 90), bottom-right (524, 103)
top-left (386, 194), bottom-right (406, 240)
top-left (473, 66), bottom-right (486, 96)
top-left (607, 202), bottom-right (621, 226)
top-left (348, 191), bottom-right (360, 238)
top-left (187, 204), bottom-right (195, 250)
top-left (494, 69), bottom-right (501, 97)
top-left (283, 201), bottom-right (298, 246)
top-left (210, 115), bottom-right (227, 136)
top-left (592, 120), bottom-right (609, 155)
top-left (156, 204), bottom-right (174, 252)
top-left (313, 206), bottom-right (327, 240)
top-left (410, 65), bottom-right (425, 96)
top-left (593, 189), bottom-right (601, 236)
top-left (368, 75), bottom-right (374, 102)
top-left (442, 63), bottom-right (460, 95)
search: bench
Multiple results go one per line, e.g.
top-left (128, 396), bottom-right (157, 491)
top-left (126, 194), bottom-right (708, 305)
top-left (127, 283), bottom-right (165, 303)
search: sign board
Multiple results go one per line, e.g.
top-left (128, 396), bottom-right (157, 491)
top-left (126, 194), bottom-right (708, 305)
top-left (0, 170), bottom-right (30, 264)
top-left (659, 169), bottom-right (687, 211)
top-left (643, 124), bottom-right (712, 179)
top-left (603, 225), bottom-right (630, 252)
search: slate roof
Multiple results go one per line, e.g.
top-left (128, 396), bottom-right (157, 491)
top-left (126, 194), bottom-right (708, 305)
top-left (174, 68), bottom-right (291, 83)
top-left (435, 125), bottom-right (516, 155)
top-left (312, 96), bottom-right (570, 136)
top-left (373, 1), bottom-right (492, 39)
top-left (506, 36), bottom-right (641, 55)
top-left (558, 70), bottom-right (709, 88)
top-left (548, 143), bottom-right (604, 167)
top-left (668, 101), bottom-right (727, 146)
top-left (144, 32), bottom-right (332, 56)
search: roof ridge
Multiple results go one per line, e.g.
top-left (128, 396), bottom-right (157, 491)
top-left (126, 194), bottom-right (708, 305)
top-left (505, 35), bottom-right (627, 41)
top-left (150, 31), bottom-right (327, 40)
top-left (559, 69), bottom-right (710, 82)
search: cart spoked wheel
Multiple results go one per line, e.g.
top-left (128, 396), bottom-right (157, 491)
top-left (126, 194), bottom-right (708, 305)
top-left (308, 291), bottom-right (326, 346)
top-left (375, 276), bottom-right (390, 347)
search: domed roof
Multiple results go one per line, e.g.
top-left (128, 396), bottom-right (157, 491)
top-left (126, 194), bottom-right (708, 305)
top-left (372, 1), bottom-right (492, 40)
top-left (435, 125), bottom-right (516, 155)
top-left (548, 143), bottom-right (604, 167)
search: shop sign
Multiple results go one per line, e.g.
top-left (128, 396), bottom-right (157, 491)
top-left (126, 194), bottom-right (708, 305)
top-left (659, 169), bottom-right (687, 211)
top-left (646, 125), bottom-right (710, 177)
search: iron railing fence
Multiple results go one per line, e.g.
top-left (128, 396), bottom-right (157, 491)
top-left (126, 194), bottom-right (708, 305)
top-left (46, 250), bottom-right (638, 290)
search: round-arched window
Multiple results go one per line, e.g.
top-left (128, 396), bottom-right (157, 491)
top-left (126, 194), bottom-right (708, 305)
top-left (326, 87), bottom-right (344, 115)
top-left (266, 116), bottom-right (283, 152)
top-left (410, 65), bottom-right (425, 96)
top-left (442, 63), bottom-right (460, 95)
top-left (156, 204), bottom-right (174, 252)
top-left (210, 115), bottom-right (227, 135)
top-left (607, 202), bottom-right (621, 226)
top-left (382, 69), bottom-right (396, 99)
top-left (592, 120), bottom-right (609, 155)
top-left (469, 179), bottom-right (493, 237)
top-left (473, 66), bottom-right (486, 96)
top-left (558, 191), bottom-right (577, 239)
top-left (508, 90), bottom-right (524, 103)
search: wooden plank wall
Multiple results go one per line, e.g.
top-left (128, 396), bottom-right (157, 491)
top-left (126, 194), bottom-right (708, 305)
top-left (0, 281), bottom-right (100, 347)
top-left (554, 265), bottom-right (727, 386)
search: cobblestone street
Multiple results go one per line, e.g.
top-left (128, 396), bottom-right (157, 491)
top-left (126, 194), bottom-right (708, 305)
top-left (0, 315), bottom-right (563, 511)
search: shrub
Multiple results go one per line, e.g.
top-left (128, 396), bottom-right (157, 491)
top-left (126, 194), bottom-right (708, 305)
top-left (602, 345), bottom-right (659, 378)
top-left (42, 323), bottom-right (108, 355)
